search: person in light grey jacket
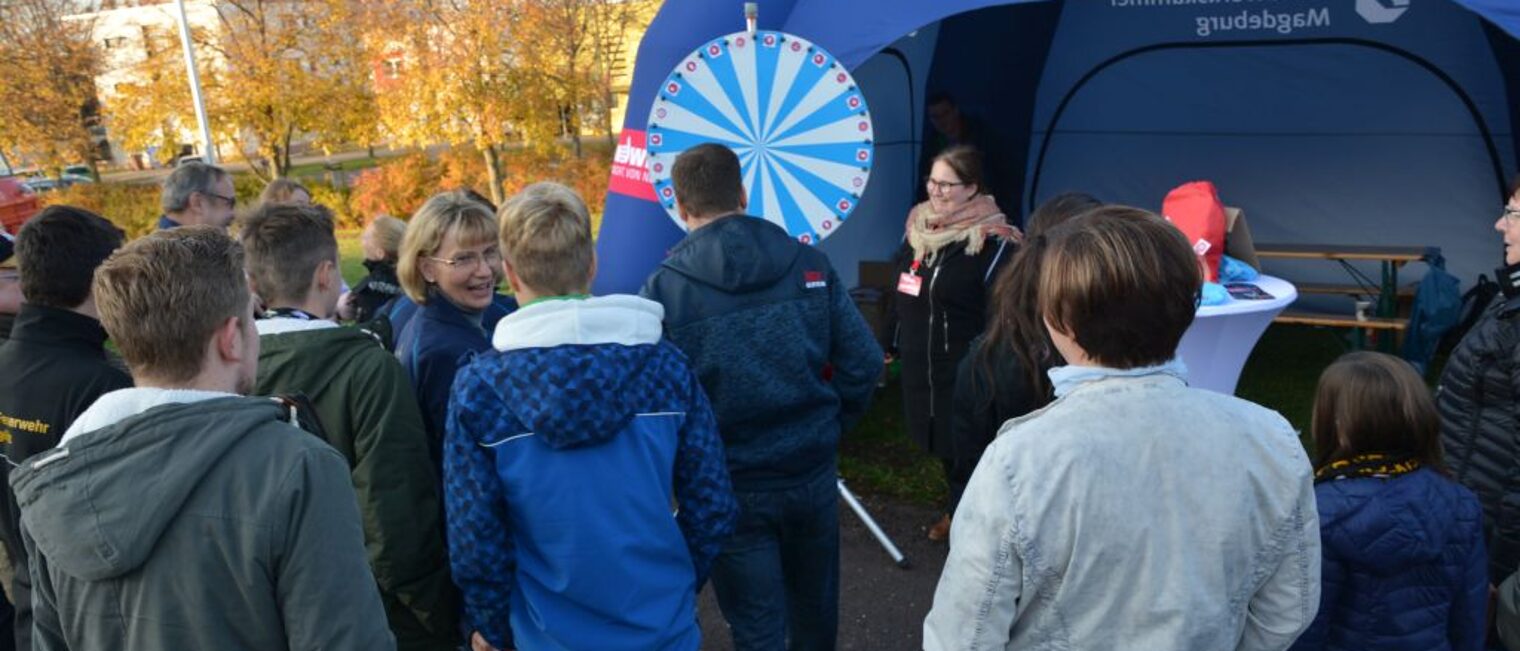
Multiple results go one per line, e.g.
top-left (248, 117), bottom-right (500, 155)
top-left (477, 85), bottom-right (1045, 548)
top-left (9, 226), bottom-right (394, 651)
top-left (923, 206), bottom-right (1319, 651)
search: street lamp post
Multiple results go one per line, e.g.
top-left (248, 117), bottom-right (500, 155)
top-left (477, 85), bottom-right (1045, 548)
top-left (174, 0), bottom-right (216, 164)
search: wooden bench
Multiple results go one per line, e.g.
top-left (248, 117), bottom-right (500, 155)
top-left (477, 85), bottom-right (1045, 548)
top-left (1294, 282), bottom-right (1416, 299)
top-left (1275, 310), bottom-right (1407, 330)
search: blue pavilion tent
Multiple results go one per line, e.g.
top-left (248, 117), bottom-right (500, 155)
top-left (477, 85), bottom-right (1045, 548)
top-left (594, 0), bottom-right (1520, 294)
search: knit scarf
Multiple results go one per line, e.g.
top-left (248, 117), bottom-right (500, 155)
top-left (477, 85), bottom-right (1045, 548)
top-left (1314, 453), bottom-right (1421, 483)
top-left (905, 194), bottom-right (1016, 265)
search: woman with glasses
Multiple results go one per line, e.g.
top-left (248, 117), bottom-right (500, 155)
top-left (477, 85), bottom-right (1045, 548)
top-left (888, 145), bottom-right (1019, 541)
top-left (396, 190), bottom-right (508, 473)
top-left (1437, 175), bottom-right (1520, 617)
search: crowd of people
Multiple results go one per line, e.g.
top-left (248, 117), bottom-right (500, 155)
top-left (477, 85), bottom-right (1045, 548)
top-left (0, 139), bottom-right (1515, 651)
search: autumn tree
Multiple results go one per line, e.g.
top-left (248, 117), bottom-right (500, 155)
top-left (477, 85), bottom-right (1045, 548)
top-left (370, 0), bottom-right (526, 205)
top-left (100, 21), bottom-right (197, 166)
top-left (0, 0), bottom-right (104, 174)
top-left (515, 0), bottom-right (641, 158)
top-left (99, 0), bottom-right (377, 179)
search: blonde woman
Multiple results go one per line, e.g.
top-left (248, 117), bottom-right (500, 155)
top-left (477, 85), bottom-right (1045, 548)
top-left (338, 215), bottom-right (406, 322)
top-left (395, 191), bottom-right (507, 471)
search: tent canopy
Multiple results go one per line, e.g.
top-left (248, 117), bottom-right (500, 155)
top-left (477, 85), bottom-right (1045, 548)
top-left (595, 0), bottom-right (1520, 294)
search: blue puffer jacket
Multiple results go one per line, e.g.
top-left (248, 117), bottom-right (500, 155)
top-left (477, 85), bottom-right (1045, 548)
top-left (395, 292), bottom-right (503, 472)
top-left (445, 295), bottom-right (739, 651)
top-left (641, 215), bottom-right (884, 490)
top-left (1290, 467), bottom-right (1487, 651)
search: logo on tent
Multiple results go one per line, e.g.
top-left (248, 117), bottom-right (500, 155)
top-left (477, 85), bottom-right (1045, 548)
top-left (1356, 0), bottom-right (1409, 24)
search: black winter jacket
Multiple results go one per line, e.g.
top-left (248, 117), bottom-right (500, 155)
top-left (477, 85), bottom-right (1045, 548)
top-left (0, 305), bottom-right (131, 650)
top-left (1438, 291), bottom-right (1520, 581)
top-left (890, 237), bottom-right (1013, 459)
top-left (350, 259), bottom-right (403, 324)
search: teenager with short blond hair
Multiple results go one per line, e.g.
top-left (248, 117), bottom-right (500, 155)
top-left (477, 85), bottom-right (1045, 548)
top-left (447, 182), bottom-right (737, 651)
top-left (14, 226), bottom-right (393, 651)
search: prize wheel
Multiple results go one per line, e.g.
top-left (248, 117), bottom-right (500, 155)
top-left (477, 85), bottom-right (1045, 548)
top-left (646, 30), bottom-right (873, 245)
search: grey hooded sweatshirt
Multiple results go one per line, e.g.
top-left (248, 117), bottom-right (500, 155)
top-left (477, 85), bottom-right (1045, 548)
top-left (9, 388), bottom-right (396, 651)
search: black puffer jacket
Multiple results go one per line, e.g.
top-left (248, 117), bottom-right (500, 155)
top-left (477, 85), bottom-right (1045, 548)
top-left (1437, 291), bottom-right (1520, 581)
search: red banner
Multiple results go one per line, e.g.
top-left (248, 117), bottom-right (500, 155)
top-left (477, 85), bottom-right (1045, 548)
top-left (607, 129), bottom-right (657, 202)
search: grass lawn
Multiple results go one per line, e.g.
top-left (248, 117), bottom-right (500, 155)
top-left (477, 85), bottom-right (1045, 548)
top-left (336, 231), bottom-right (1387, 505)
top-left (286, 156), bottom-right (383, 179)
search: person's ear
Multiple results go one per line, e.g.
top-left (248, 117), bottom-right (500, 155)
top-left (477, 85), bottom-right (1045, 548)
top-left (314, 259), bottom-right (336, 292)
top-left (586, 252), bottom-right (598, 286)
top-left (503, 260), bottom-right (523, 295)
top-left (677, 201), bottom-right (693, 225)
top-left (420, 258), bottom-right (438, 284)
top-left (737, 190), bottom-right (749, 213)
top-left (214, 315), bottom-right (243, 364)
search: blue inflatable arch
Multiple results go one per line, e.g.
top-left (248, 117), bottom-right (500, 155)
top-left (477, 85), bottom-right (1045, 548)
top-left (595, 0), bottom-right (1520, 294)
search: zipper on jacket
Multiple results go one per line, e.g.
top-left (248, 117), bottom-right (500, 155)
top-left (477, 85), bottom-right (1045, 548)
top-left (927, 262), bottom-right (943, 418)
top-left (1459, 349), bottom-right (1495, 484)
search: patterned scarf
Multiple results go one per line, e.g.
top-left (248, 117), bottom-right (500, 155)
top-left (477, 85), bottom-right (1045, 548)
top-left (905, 194), bottom-right (1018, 265)
top-left (1314, 453), bottom-right (1421, 483)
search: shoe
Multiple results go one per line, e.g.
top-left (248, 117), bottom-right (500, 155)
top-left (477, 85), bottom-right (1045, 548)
top-left (927, 514), bottom-right (951, 542)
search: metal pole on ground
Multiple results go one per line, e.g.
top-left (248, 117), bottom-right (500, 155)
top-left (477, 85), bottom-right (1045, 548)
top-left (838, 478), bottom-right (910, 569)
top-left (174, 0), bottom-right (217, 164)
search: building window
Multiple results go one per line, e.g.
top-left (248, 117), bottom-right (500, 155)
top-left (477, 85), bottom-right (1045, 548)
top-left (383, 59), bottom-right (402, 79)
top-left (103, 37), bottom-right (127, 49)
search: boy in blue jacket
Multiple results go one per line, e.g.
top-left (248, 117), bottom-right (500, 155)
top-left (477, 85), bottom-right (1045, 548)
top-left (446, 182), bottom-right (739, 651)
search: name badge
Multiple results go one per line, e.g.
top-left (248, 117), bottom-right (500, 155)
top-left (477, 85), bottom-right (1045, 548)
top-left (897, 272), bottom-right (922, 297)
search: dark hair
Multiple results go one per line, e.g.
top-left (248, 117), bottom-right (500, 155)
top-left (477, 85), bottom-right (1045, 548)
top-left (1311, 351), bottom-right (1444, 472)
top-left (672, 143), bottom-right (744, 219)
top-left (974, 192), bottom-right (1103, 404)
top-left (1026, 193), bottom-right (1102, 237)
top-left (931, 145), bottom-right (984, 195)
top-left (239, 203), bottom-right (339, 306)
top-left (16, 205), bottom-right (124, 309)
top-left (461, 187), bottom-right (498, 214)
top-left (1509, 174), bottom-right (1520, 200)
top-left (1039, 206), bottom-right (1201, 369)
top-left (926, 91), bottom-right (955, 108)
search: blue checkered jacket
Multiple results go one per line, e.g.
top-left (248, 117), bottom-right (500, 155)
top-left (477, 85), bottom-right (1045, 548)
top-left (445, 295), bottom-right (738, 651)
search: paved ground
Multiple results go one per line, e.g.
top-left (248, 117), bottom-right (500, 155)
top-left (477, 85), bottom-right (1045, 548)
top-left (697, 491), bottom-right (949, 650)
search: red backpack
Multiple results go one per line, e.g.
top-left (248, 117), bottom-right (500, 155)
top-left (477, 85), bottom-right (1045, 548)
top-left (1162, 181), bottom-right (1227, 283)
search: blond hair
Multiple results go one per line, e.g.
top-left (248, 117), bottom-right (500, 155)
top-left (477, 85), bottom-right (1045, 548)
top-left (497, 183), bottom-right (594, 296)
top-left (397, 191), bottom-right (498, 303)
top-left (259, 178), bottom-right (311, 205)
top-left (368, 215), bottom-right (406, 261)
top-left (93, 226), bottom-right (250, 383)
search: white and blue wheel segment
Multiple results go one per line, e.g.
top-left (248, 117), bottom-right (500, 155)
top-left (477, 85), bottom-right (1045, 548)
top-left (646, 30), bottom-right (874, 245)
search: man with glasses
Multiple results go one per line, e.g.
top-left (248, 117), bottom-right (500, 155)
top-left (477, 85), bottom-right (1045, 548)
top-left (159, 162), bottom-right (236, 231)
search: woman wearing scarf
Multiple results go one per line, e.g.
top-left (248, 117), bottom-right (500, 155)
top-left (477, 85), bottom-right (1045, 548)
top-left (889, 145), bottom-right (1018, 541)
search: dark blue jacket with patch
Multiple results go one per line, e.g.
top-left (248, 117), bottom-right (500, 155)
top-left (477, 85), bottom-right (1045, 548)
top-left (445, 296), bottom-right (738, 651)
top-left (1290, 467), bottom-right (1487, 651)
top-left (641, 215), bottom-right (883, 489)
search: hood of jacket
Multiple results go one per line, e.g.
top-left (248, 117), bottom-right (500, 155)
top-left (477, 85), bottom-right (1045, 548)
top-left (1318, 467), bottom-right (1464, 573)
top-left (258, 320), bottom-right (385, 387)
top-left (661, 214), bottom-right (801, 294)
top-left (481, 294), bottom-right (667, 450)
top-left (11, 391), bottom-right (292, 582)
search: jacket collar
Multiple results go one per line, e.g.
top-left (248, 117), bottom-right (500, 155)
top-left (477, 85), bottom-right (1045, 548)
top-left (255, 316), bottom-right (340, 336)
top-left (8, 304), bottom-right (111, 352)
top-left (492, 294), bottom-right (662, 351)
top-left (1048, 357), bottom-right (1189, 398)
top-left (157, 214), bottom-right (182, 230)
top-left (421, 290), bottom-right (486, 334)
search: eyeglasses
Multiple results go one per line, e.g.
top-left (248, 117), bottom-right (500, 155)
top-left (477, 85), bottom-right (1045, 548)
top-left (924, 177), bottom-right (966, 192)
top-left (201, 191), bottom-right (237, 209)
top-left (1504, 206), bottom-right (1520, 225)
top-left (427, 248), bottom-right (503, 271)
